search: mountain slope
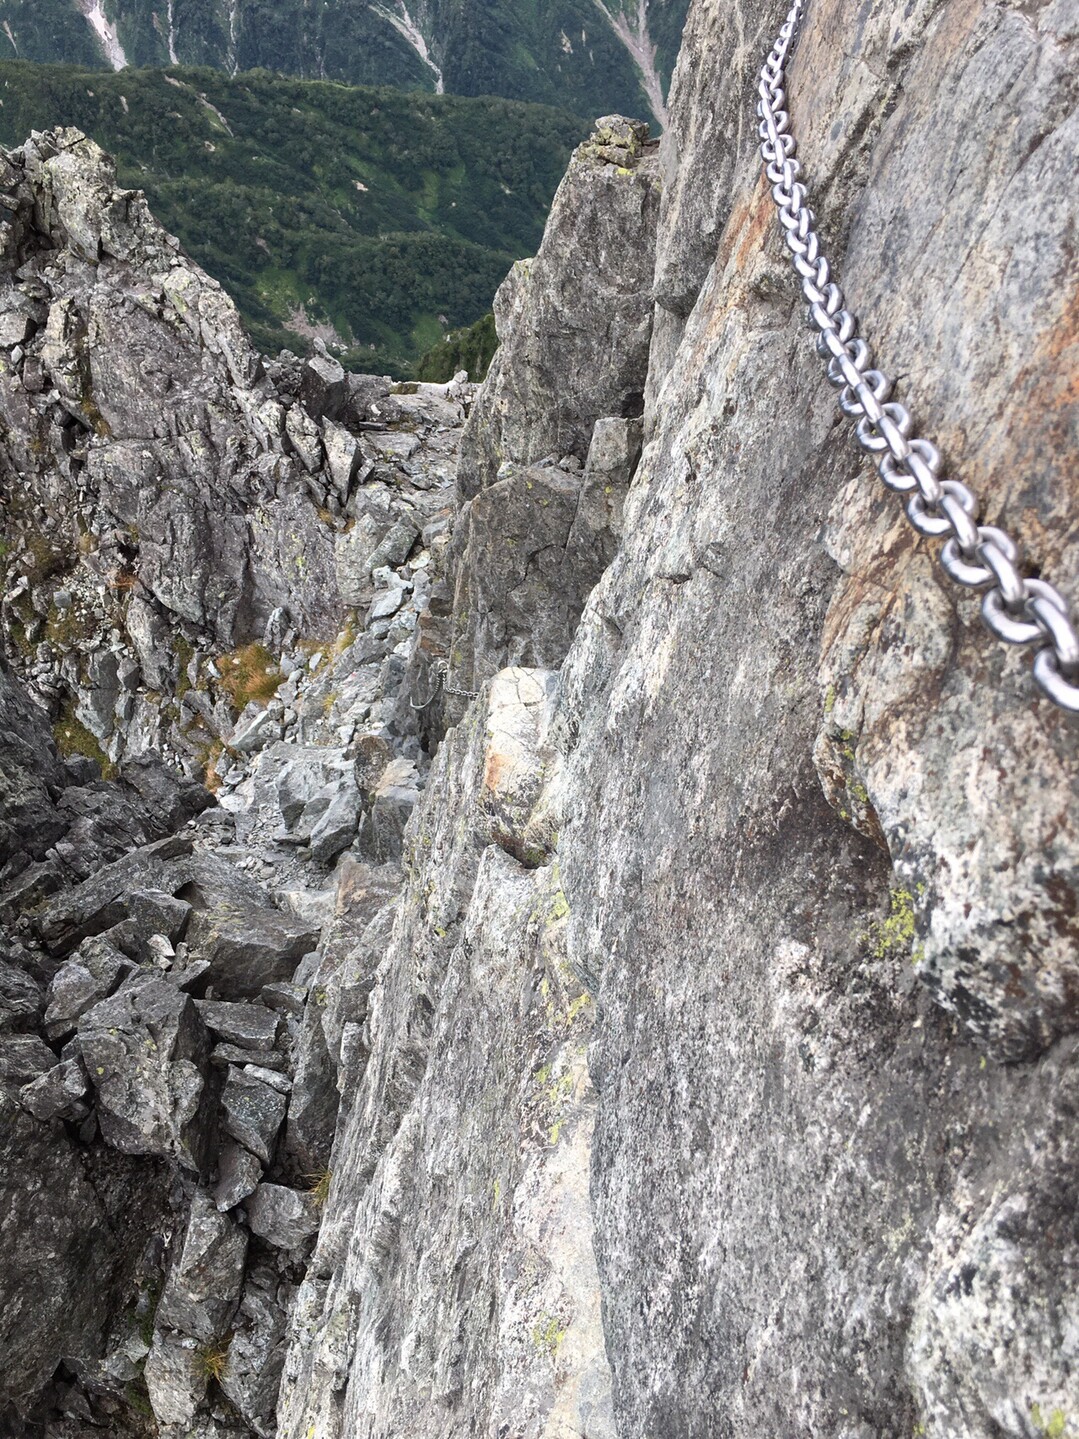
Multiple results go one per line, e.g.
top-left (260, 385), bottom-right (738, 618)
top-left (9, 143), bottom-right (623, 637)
top-left (0, 61), bottom-right (585, 368)
top-left (0, 0), bottom-right (689, 125)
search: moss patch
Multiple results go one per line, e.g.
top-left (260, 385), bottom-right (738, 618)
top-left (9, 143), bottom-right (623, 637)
top-left (53, 697), bottom-right (114, 778)
top-left (215, 642), bottom-right (282, 711)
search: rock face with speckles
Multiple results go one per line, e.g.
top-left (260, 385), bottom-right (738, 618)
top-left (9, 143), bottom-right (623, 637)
top-left (277, 0), bottom-right (1079, 1435)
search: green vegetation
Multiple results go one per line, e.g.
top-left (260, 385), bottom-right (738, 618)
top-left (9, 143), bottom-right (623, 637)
top-left (0, 61), bottom-right (585, 370)
top-left (1030, 1405), bottom-right (1070, 1439)
top-left (307, 1168), bottom-right (332, 1207)
top-left (415, 312), bottom-right (498, 382)
top-left (864, 886), bottom-right (925, 965)
top-left (195, 1341), bottom-right (231, 1382)
top-left (530, 1310), bottom-right (568, 1358)
top-left (53, 696), bottom-right (114, 777)
top-left (0, 0), bottom-right (689, 123)
top-left (417, 312), bottom-right (500, 382)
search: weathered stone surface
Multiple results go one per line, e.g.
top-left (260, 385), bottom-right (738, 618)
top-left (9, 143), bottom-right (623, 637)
top-left (245, 1184), bottom-right (320, 1250)
top-left (0, 1033), bottom-right (59, 1088)
top-left (447, 463), bottom-right (587, 691)
top-left (181, 855), bottom-right (318, 999)
top-left (43, 937), bottom-right (134, 1040)
top-left (156, 1190), bottom-right (248, 1344)
top-left (0, 1102), bottom-right (168, 1411)
top-left (19, 1056), bottom-right (89, 1122)
top-left (457, 118), bottom-right (660, 502)
top-left (306, 787), bottom-right (362, 866)
top-left (219, 1265), bottom-right (290, 1437)
top-left (143, 1331), bottom-right (208, 1429)
top-left (277, 673), bottom-right (610, 1439)
top-left (196, 1000), bottom-right (279, 1052)
top-left (213, 1140), bottom-right (263, 1213)
top-left (78, 974), bottom-right (212, 1169)
top-left (219, 1067), bottom-right (287, 1166)
top-left (0, 955), bottom-right (42, 1032)
top-left (280, 1), bottom-right (1079, 1432)
top-left (35, 835), bottom-right (192, 957)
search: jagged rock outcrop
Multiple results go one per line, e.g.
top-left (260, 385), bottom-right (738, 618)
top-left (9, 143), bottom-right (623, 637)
top-left (0, 125), bottom-right (478, 1439)
top-left (0, 127), bottom-right (470, 778)
top-left (448, 116), bottom-right (658, 694)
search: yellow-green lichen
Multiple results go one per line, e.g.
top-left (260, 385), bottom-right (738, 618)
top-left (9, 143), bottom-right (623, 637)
top-left (1031, 1405), bottom-right (1070, 1439)
top-left (530, 1312), bottom-right (568, 1359)
top-left (865, 886), bottom-right (921, 963)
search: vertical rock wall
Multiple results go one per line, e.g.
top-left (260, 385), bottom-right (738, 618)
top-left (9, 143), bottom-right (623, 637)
top-left (280, 0), bottom-right (1079, 1435)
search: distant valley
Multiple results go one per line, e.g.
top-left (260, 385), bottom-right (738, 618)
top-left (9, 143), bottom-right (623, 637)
top-left (0, 0), bottom-right (689, 128)
top-left (0, 62), bottom-right (585, 371)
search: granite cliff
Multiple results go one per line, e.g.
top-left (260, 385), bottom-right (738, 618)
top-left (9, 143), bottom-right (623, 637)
top-left (0, 0), bottom-right (1077, 1433)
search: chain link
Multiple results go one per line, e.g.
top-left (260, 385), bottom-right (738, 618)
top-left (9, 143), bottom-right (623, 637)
top-left (756, 1), bottom-right (1079, 713)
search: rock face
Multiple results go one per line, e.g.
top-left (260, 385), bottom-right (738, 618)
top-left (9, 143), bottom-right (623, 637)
top-left (276, 4), bottom-right (1079, 1437)
top-left (3, 4), bottom-right (1079, 1434)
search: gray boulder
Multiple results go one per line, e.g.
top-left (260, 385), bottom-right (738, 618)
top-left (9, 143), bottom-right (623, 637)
top-left (196, 1000), bottom-right (279, 1052)
top-left (19, 1056), bottom-right (89, 1122)
top-left (156, 1190), bottom-right (248, 1344)
top-left (181, 855), bottom-right (318, 999)
top-left (245, 1184), bottom-right (320, 1250)
top-left (219, 1266), bottom-right (290, 1437)
top-left (143, 1330), bottom-right (208, 1429)
top-left (213, 1140), bottom-right (263, 1213)
top-left (220, 1067), bottom-right (287, 1166)
top-left (0, 1033), bottom-right (58, 1089)
top-left (78, 974), bottom-right (212, 1170)
top-left (307, 787), bottom-right (362, 866)
top-left (43, 936), bottom-right (134, 1041)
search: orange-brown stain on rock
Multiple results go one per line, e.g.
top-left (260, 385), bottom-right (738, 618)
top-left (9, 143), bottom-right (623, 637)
top-left (483, 751), bottom-right (508, 795)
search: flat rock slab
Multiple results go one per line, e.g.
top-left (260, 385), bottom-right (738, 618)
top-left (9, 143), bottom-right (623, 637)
top-left (196, 1000), bottom-right (279, 1052)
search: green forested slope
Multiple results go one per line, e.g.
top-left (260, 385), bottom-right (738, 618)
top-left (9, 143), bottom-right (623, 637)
top-left (0, 62), bottom-right (585, 370)
top-left (0, 0), bottom-right (690, 125)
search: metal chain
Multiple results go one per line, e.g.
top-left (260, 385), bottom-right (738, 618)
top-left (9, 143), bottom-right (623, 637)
top-left (756, 1), bottom-right (1079, 713)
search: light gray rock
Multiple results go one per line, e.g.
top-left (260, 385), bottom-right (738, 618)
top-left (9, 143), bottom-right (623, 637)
top-left (276, 673), bottom-right (610, 1439)
top-left (78, 974), bottom-right (211, 1169)
top-left (220, 1067), bottom-right (287, 1166)
top-left (456, 117), bottom-right (659, 503)
top-left (211, 1042), bottom-right (288, 1072)
top-left (181, 855), bottom-right (318, 999)
top-left (230, 704), bottom-right (284, 756)
top-left (219, 1266), bottom-right (290, 1437)
top-left (307, 787), bottom-right (362, 866)
top-left (156, 1190), bottom-right (248, 1344)
top-left (262, 982), bottom-right (307, 1016)
top-left (143, 1330), bottom-right (208, 1429)
top-left (245, 1184), bottom-right (320, 1250)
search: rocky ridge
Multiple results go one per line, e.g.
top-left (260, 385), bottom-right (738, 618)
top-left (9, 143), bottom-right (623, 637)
top-left (1, 0), bottom-right (1078, 1434)
top-left (0, 125), bottom-right (485, 1438)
